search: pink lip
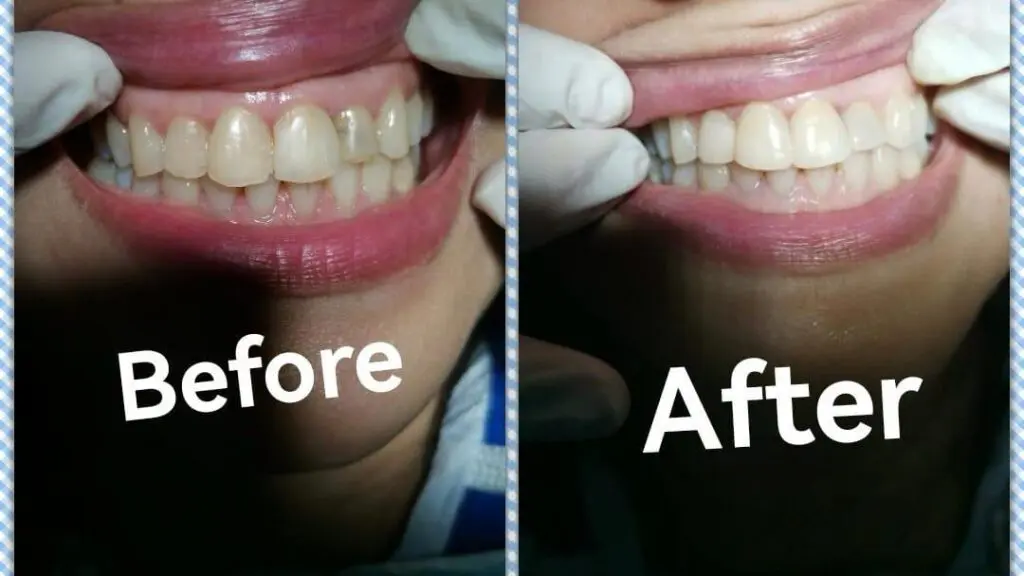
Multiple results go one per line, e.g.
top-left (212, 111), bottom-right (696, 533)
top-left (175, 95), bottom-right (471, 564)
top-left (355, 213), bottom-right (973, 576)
top-left (39, 0), bottom-right (415, 90)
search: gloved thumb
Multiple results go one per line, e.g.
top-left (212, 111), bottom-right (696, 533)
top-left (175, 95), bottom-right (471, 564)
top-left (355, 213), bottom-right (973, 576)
top-left (15, 31), bottom-right (121, 155)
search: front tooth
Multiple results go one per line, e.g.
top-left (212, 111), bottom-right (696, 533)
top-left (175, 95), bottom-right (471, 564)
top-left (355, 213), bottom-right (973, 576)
top-left (884, 94), bottom-right (914, 149)
top-left (334, 107), bottom-right (379, 163)
top-left (163, 175), bottom-right (201, 205)
top-left (406, 93), bottom-right (424, 146)
top-left (841, 102), bottom-right (887, 152)
top-left (392, 157), bottom-right (416, 195)
top-left (668, 117), bottom-right (698, 164)
top-left (128, 116), bottom-right (164, 177)
top-left (287, 183), bottom-right (319, 217)
top-left (805, 167), bottom-right (834, 195)
top-left (201, 176), bottom-right (238, 214)
top-left (731, 165), bottom-right (762, 192)
top-left (274, 105), bottom-right (341, 183)
top-left (898, 147), bottom-right (923, 180)
top-left (766, 169), bottom-right (797, 196)
top-left (131, 175), bottom-right (160, 198)
top-left (672, 163), bottom-right (696, 187)
top-left (245, 178), bottom-right (279, 217)
top-left (163, 118), bottom-right (209, 179)
top-left (790, 100), bottom-right (851, 169)
top-left (377, 91), bottom-right (411, 160)
top-left (871, 146), bottom-right (900, 190)
top-left (208, 107), bottom-right (274, 187)
top-left (697, 111), bottom-right (735, 164)
top-left (698, 163), bottom-right (730, 191)
top-left (651, 120), bottom-right (671, 160)
top-left (87, 158), bottom-right (117, 185)
top-left (105, 115), bottom-right (132, 168)
top-left (840, 152), bottom-right (869, 193)
top-left (330, 162), bottom-right (360, 216)
top-left (735, 103), bottom-right (793, 171)
top-left (362, 156), bottom-right (392, 203)
top-left (420, 93), bottom-right (435, 140)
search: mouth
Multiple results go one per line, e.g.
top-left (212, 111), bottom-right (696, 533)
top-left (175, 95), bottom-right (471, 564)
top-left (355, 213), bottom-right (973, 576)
top-left (45, 1), bottom-right (482, 294)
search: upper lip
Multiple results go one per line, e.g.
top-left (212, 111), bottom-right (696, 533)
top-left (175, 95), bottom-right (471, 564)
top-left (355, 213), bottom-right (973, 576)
top-left (38, 0), bottom-right (416, 90)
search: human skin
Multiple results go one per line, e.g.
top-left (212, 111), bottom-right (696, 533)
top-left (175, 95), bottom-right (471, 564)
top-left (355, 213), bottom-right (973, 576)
top-left (520, 0), bottom-right (1009, 574)
top-left (15, 0), bottom-right (503, 570)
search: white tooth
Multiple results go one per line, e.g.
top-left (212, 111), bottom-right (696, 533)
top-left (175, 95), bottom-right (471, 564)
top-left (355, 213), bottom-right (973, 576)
top-left (87, 158), bottom-right (117, 186)
top-left (245, 178), bottom-right (279, 217)
top-left (287, 183), bottom-right (319, 217)
top-left (672, 163), bottom-right (696, 187)
top-left (274, 105), bottom-right (341, 183)
top-left (377, 90), bottom-right (411, 160)
top-left (898, 147), bottom-right (923, 180)
top-left (163, 174), bottom-right (201, 205)
top-left (652, 120), bottom-right (671, 160)
top-left (163, 118), bottom-right (209, 179)
top-left (392, 157), bottom-right (416, 195)
top-left (790, 99), bottom-right (851, 169)
top-left (648, 160), bottom-right (663, 184)
top-left (131, 175), bottom-right (160, 198)
top-left (766, 169), bottom-right (797, 196)
top-left (735, 103), bottom-right (793, 171)
top-left (330, 162), bottom-right (360, 216)
top-left (840, 152), bottom-right (869, 193)
top-left (914, 139), bottom-right (930, 161)
top-left (200, 176), bottom-right (238, 215)
top-left (731, 165), bottom-right (762, 192)
top-left (698, 163), bottom-right (730, 191)
top-left (334, 107), bottom-right (379, 163)
top-left (910, 94), bottom-right (929, 143)
top-left (668, 117), bottom-right (698, 164)
top-left (105, 114), bottom-right (132, 168)
top-left (420, 93), bottom-right (435, 139)
top-left (406, 93), bottom-right (424, 146)
top-left (805, 167), bottom-right (834, 195)
top-left (361, 156), bottom-right (392, 203)
top-left (697, 111), bottom-right (736, 164)
top-left (871, 146), bottom-right (900, 190)
top-left (841, 102), bottom-right (887, 152)
top-left (884, 94), bottom-right (914, 149)
top-left (208, 107), bottom-right (274, 187)
top-left (115, 167), bottom-right (133, 190)
top-left (128, 116), bottom-right (164, 177)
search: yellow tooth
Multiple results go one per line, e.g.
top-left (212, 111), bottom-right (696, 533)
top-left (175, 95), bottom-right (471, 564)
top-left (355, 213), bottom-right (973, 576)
top-left (840, 152), bottom-right (869, 193)
top-left (884, 94), bottom-right (914, 149)
top-left (696, 111), bottom-right (735, 164)
top-left (871, 146), bottom-right (900, 190)
top-left (731, 165), bottom-right (762, 192)
top-left (406, 93), bottom-right (424, 146)
top-left (669, 117), bottom-right (698, 164)
top-left (790, 100), bottom-right (851, 169)
top-left (286, 182), bottom-right (319, 217)
top-left (377, 90), bottom-right (411, 160)
top-left (361, 156), bottom-right (392, 203)
top-left (131, 175), bottom-right (161, 198)
top-left (671, 164), bottom-right (696, 187)
top-left (105, 114), bottom-right (132, 168)
top-left (128, 116), bottom-right (165, 177)
top-left (330, 162), bottom-right (360, 216)
top-left (334, 107), bottom-right (378, 163)
top-left (245, 178), bottom-right (279, 217)
top-left (392, 157), bottom-right (416, 195)
top-left (273, 105), bottom-right (341, 184)
top-left (162, 174), bottom-right (201, 205)
top-left (200, 176), bottom-right (239, 215)
top-left (163, 118), bottom-right (209, 179)
top-left (735, 103), bottom-right (793, 171)
top-left (898, 147), bottom-right (922, 180)
top-left (208, 107), bottom-right (274, 188)
top-left (766, 169), bottom-right (797, 196)
top-left (805, 166), bottom-right (834, 195)
top-left (841, 102), bottom-right (887, 152)
top-left (698, 163), bottom-right (730, 191)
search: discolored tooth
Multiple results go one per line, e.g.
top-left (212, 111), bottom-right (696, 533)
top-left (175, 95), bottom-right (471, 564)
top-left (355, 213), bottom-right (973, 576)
top-left (163, 118), bottom-right (209, 179)
top-left (105, 114), bottom-right (132, 168)
top-left (334, 107), bottom-right (378, 163)
top-left (651, 120), bottom-right (671, 160)
top-left (208, 107), bottom-right (273, 187)
top-left (406, 93), bottom-right (424, 146)
top-left (361, 156), bottom-right (392, 203)
top-left (377, 90), bottom-right (411, 160)
top-left (131, 175), bottom-right (160, 198)
top-left (805, 167), bottom-right (834, 195)
top-left (840, 152), bottom-right (869, 193)
top-left (163, 174), bottom-right (201, 205)
top-left (330, 162), bottom-right (360, 216)
top-left (898, 147), bottom-right (923, 180)
top-left (841, 102), bottom-right (887, 152)
top-left (420, 93), bottom-right (435, 140)
top-left (115, 167), bottom-right (133, 190)
top-left (871, 146), bottom-right (900, 190)
top-left (128, 116), bottom-right (164, 177)
top-left (884, 94), bottom-right (914, 149)
top-left (245, 178), bottom-right (279, 217)
top-left (735, 103), bottom-right (793, 171)
top-left (790, 100), bottom-right (851, 169)
top-left (909, 94), bottom-right (929, 142)
top-left (286, 182), bottom-right (319, 217)
top-left (672, 163), bottom-right (696, 187)
top-left (668, 117), bottom-right (698, 164)
top-left (392, 157), bottom-right (416, 195)
top-left (274, 105), bottom-right (341, 183)
top-left (201, 176), bottom-right (238, 215)
top-left (731, 165), bottom-right (762, 192)
top-left (698, 163), bottom-right (730, 191)
top-left (766, 169), bottom-right (797, 196)
top-left (697, 111), bottom-right (735, 164)
top-left (87, 158), bottom-right (117, 186)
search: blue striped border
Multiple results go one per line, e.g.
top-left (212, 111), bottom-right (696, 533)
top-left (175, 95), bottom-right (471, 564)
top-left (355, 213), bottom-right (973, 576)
top-left (1013, 1), bottom-right (1024, 574)
top-left (1, 0), bottom-right (12, 573)
top-left (505, 0), bottom-right (520, 574)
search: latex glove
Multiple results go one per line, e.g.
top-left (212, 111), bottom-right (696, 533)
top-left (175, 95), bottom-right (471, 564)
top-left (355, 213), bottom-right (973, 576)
top-left (907, 0), bottom-right (1009, 151)
top-left (15, 31), bottom-right (122, 155)
top-left (406, 3), bottom-right (634, 441)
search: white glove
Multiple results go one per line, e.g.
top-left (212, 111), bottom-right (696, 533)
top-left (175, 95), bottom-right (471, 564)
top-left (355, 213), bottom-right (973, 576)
top-left (406, 1), bottom-right (632, 441)
top-left (908, 0), bottom-right (1009, 151)
top-left (14, 31), bottom-right (122, 155)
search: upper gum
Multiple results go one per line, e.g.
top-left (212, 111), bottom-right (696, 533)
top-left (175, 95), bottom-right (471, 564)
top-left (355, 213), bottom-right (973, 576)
top-left (112, 61), bottom-right (419, 131)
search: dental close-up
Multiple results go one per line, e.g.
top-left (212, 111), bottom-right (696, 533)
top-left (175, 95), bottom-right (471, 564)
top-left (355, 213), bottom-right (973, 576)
top-left (517, 0), bottom-right (1011, 575)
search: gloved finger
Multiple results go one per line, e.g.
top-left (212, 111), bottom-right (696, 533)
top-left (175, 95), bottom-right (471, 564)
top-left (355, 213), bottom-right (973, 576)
top-left (15, 31), bottom-right (122, 155)
top-left (404, 0), bottom-right (506, 80)
top-left (520, 24), bottom-right (633, 131)
top-left (519, 128), bottom-right (649, 249)
top-left (907, 0), bottom-right (1009, 86)
top-left (933, 70), bottom-right (1010, 151)
top-left (470, 159), bottom-right (506, 229)
top-left (520, 336), bottom-right (629, 443)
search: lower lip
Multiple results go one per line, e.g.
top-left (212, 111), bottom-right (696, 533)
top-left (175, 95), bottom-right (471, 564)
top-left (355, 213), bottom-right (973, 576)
top-left (618, 129), bottom-right (964, 271)
top-left (66, 119), bottom-right (474, 294)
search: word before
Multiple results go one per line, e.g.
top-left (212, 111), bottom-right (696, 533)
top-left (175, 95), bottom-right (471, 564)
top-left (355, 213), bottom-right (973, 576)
top-left (643, 357), bottom-right (922, 452)
top-left (119, 334), bottom-right (403, 422)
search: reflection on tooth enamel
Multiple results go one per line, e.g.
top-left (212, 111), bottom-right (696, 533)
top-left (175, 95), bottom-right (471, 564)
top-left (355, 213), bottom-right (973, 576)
top-left (731, 165), bottom-right (762, 192)
top-left (331, 162), bottom-right (359, 216)
top-left (334, 107), bottom-right (378, 163)
top-left (421, 93), bottom-right (435, 139)
top-left (274, 105), bottom-right (341, 184)
top-left (164, 118), bottom-right (209, 179)
top-left (898, 147), bottom-right (922, 180)
top-left (115, 167), bottom-right (133, 190)
top-left (392, 157), bottom-right (416, 195)
top-left (697, 111), bottom-right (735, 164)
top-left (735, 103), bottom-right (793, 171)
top-left (208, 107), bottom-right (273, 188)
top-left (245, 178), bottom-right (279, 217)
top-left (805, 167), bottom-right (834, 195)
top-left (105, 115), bottom-right (132, 168)
top-left (87, 158), bottom-right (117, 185)
top-left (669, 117), bottom-right (698, 164)
top-left (672, 163), bottom-right (696, 187)
top-left (131, 175), bottom-right (160, 198)
top-left (790, 100), bottom-right (851, 169)
top-left (407, 93), bottom-right (424, 146)
top-left (362, 156), bottom-right (392, 203)
top-left (841, 102), bottom-right (887, 152)
top-left (871, 146), bottom-right (900, 190)
top-left (128, 116), bottom-right (164, 177)
top-left (884, 94), bottom-right (914, 149)
top-left (652, 120), bottom-right (671, 160)
top-left (201, 176), bottom-right (238, 214)
top-left (766, 169), bottom-right (797, 196)
top-left (378, 90), bottom-right (411, 160)
top-left (841, 152), bottom-right (869, 193)
top-left (163, 174), bottom-right (201, 205)
top-left (287, 182), bottom-right (318, 217)
top-left (698, 164), bottom-right (730, 191)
